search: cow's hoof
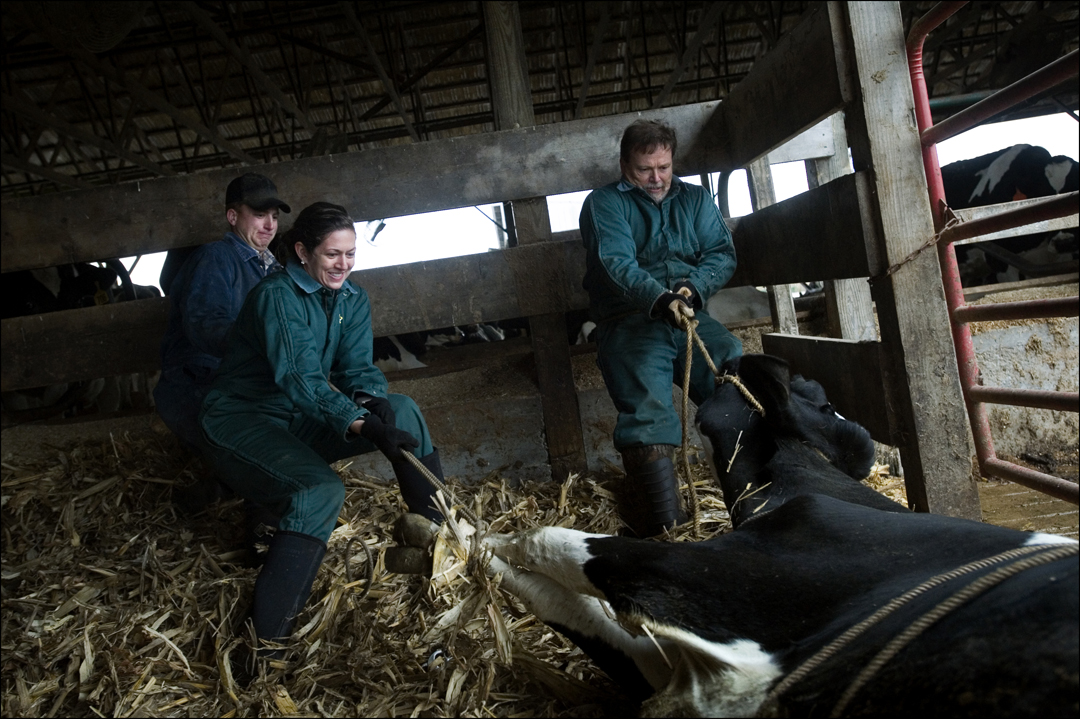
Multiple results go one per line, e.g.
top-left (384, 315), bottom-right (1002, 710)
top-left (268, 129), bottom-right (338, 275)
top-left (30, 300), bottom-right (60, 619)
top-left (385, 546), bottom-right (433, 575)
top-left (393, 513), bottom-right (440, 549)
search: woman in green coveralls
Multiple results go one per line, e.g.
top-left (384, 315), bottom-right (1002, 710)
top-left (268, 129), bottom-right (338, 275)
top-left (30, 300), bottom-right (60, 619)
top-left (199, 201), bottom-right (445, 665)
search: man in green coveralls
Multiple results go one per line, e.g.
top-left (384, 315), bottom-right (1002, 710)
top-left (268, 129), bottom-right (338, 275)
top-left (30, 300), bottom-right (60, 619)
top-left (579, 119), bottom-right (742, 537)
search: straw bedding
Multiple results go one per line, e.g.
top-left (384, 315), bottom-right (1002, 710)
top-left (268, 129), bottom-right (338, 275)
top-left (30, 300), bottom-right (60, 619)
top-left (1, 429), bottom-right (902, 718)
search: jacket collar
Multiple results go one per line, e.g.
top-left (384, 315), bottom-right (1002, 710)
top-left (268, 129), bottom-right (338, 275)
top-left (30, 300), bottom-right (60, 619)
top-left (223, 232), bottom-right (260, 260)
top-left (286, 260), bottom-right (358, 296)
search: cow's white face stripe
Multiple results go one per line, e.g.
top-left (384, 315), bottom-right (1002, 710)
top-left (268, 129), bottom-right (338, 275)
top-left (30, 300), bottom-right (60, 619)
top-left (1025, 532), bottom-right (1078, 546)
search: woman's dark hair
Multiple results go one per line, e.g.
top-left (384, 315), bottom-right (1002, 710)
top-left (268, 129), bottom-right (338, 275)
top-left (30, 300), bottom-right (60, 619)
top-left (271, 201), bottom-right (355, 265)
top-left (620, 119), bottom-right (678, 163)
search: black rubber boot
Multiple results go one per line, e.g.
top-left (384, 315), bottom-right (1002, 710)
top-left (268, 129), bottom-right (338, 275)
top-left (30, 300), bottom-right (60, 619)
top-left (250, 530), bottom-right (326, 662)
top-left (390, 449), bottom-right (446, 523)
top-left (618, 445), bottom-right (686, 538)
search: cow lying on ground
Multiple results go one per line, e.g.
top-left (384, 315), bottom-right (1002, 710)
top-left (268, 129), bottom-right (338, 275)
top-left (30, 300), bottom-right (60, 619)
top-left (481, 354), bottom-right (1078, 716)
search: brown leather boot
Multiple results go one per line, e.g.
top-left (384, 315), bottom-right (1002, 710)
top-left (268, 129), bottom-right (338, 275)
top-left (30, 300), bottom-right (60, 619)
top-left (617, 444), bottom-right (686, 538)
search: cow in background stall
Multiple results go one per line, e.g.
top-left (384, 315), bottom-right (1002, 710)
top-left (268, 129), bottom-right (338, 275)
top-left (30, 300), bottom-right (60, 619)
top-left (943, 144), bottom-right (1079, 286)
top-left (474, 355), bottom-right (1077, 716)
top-left (1, 260), bottom-right (161, 421)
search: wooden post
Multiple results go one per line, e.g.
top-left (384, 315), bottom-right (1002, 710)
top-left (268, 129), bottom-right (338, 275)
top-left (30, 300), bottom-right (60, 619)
top-left (839, 2), bottom-right (980, 519)
top-left (747, 157), bottom-right (798, 334)
top-left (805, 111), bottom-right (876, 341)
top-left (483, 1), bottom-right (588, 481)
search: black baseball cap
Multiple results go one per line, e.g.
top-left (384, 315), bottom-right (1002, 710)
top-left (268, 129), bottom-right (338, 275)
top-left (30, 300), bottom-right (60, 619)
top-left (225, 173), bottom-right (291, 213)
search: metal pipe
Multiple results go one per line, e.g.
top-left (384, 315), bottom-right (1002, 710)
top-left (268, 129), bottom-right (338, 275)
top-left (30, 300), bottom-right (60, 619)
top-left (967, 386), bottom-right (1080, 412)
top-left (983, 458), bottom-right (1079, 505)
top-left (952, 296), bottom-right (1079, 323)
top-left (939, 192), bottom-right (1080, 245)
top-left (907, 2), bottom-right (967, 230)
top-left (922, 49), bottom-right (1080, 147)
top-left (928, 90), bottom-right (997, 110)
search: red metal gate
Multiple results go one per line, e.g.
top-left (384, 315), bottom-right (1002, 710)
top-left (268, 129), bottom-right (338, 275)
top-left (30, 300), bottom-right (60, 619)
top-left (906, 2), bottom-right (1079, 505)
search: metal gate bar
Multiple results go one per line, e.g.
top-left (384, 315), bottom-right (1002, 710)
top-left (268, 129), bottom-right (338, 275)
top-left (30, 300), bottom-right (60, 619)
top-left (907, 2), bottom-right (1080, 505)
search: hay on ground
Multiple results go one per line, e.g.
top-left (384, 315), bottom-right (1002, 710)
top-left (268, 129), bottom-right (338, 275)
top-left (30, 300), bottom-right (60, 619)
top-left (1, 430), bottom-right (903, 718)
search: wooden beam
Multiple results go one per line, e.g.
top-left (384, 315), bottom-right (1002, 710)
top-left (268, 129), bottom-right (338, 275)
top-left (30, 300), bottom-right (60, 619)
top-left (2, 298), bottom-right (170, 392)
top-left (730, 171), bottom-right (880, 287)
top-left (652, 1), bottom-right (724, 108)
top-left (759, 333), bottom-right (894, 445)
top-left (185, 1), bottom-right (318, 137)
top-left (2, 95), bottom-right (840, 273)
top-left (843, 1), bottom-right (981, 519)
top-left (687, 2), bottom-right (844, 168)
top-left (746, 156), bottom-right (798, 334)
top-left (484, 0), bottom-right (586, 482)
top-left (340, 1), bottom-right (420, 142)
top-left (806, 111), bottom-right (877, 342)
top-left (0, 238), bottom-right (591, 392)
top-left (767, 116), bottom-right (835, 165)
top-left (2, 93), bottom-right (174, 179)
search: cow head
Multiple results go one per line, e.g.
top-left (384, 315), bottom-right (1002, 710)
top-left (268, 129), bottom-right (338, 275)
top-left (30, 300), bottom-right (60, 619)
top-left (696, 354), bottom-right (884, 526)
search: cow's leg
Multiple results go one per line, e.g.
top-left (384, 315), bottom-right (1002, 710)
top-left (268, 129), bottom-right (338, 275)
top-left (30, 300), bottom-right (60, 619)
top-left (485, 527), bottom-right (608, 598)
top-left (488, 554), bottom-right (673, 695)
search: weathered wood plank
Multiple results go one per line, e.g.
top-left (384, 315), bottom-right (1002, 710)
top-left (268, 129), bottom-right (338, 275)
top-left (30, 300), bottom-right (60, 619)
top-left (767, 116), bottom-right (836, 165)
top-left (729, 171), bottom-right (880, 286)
top-left (1, 4), bottom-right (842, 274)
top-left (746, 157), bottom-right (798, 334)
top-left (485, 0), bottom-right (587, 481)
top-left (358, 240), bottom-right (590, 335)
top-left (691, 3), bottom-right (843, 169)
top-left (759, 333), bottom-right (894, 444)
top-left (843, 1), bottom-right (981, 519)
top-left (3, 180), bottom-right (891, 392)
top-left (806, 111), bottom-right (877, 341)
top-left (1, 297), bottom-right (170, 392)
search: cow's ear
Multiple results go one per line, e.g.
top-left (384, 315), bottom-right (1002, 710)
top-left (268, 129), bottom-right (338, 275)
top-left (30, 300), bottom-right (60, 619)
top-left (735, 354), bottom-right (790, 419)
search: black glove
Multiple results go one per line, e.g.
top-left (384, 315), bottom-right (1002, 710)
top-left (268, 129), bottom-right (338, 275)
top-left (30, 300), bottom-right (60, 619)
top-left (654, 291), bottom-right (693, 329)
top-left (672, 280), bottom-right (702, 310)
top-left (359, 413), bottom-right (419, 461)
top-left (357, 395), bottom-right (396, 427)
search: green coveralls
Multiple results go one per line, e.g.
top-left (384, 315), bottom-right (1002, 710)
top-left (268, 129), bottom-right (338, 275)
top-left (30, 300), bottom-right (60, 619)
top-left (579, 176), bottom-right (742, 450)
top-left (200, 261), bottom-right (433, 543)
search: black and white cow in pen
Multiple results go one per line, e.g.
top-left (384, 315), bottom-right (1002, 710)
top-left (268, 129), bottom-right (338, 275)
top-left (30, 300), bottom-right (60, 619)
top-left (943, 144), bottom-right (1079, 286)
top-left (481, 355), bottom-right (1078, 716)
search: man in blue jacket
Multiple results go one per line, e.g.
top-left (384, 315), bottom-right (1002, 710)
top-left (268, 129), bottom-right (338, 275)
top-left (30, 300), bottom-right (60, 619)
top-left (579, 120), bottom-right (742, 537)
top-left (155, 173), bottom-right (290, 511)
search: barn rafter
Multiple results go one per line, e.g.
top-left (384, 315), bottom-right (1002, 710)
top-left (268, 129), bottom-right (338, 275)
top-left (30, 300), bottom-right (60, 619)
top-left (1, 0), bottom-right (1077, 198)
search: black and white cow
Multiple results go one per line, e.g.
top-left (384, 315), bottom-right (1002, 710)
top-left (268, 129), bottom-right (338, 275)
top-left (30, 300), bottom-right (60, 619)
top-left (1, 261), bottom-right (160, 419)
top-left (482, 355), bottom-right (1078, 716)
top-left (942, 144), bottom-right (1079, 286)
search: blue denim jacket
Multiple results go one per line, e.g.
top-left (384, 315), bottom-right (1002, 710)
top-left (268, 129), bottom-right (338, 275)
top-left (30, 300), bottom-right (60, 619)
top-left (159, 232), bottom-right (281, 381)
top-left (579, 176), bottom-right (736, 323)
